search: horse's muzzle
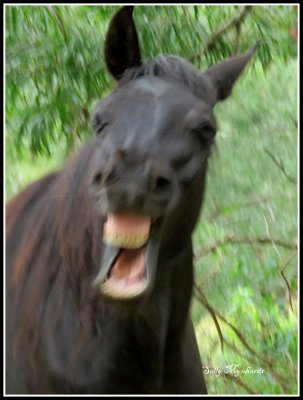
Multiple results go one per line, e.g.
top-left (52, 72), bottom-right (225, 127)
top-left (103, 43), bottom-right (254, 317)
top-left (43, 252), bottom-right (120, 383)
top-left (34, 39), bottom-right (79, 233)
top-left (91, 149), bottom-right (174, 218)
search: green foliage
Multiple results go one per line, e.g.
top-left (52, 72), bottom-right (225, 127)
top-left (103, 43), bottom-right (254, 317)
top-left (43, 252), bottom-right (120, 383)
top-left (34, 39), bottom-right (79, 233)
top-left (191, 58), bottom-right (297, 394)
top-left (5, 5), bottom-right (297, 157)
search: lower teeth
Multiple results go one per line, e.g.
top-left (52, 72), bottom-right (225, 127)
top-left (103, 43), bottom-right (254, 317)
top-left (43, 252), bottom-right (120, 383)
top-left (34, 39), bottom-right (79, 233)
top-left (101, 280), bottom-right (147, 298)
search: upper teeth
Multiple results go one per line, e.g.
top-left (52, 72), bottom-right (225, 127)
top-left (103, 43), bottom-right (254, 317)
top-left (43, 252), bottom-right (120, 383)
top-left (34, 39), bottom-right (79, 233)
top-left (103, 233), bottom-right (149, 249)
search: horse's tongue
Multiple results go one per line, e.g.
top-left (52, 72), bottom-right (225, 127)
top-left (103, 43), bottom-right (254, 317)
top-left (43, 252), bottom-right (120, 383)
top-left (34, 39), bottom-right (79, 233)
top-left (109, 248), bottom-right (146, 281)
top-left (106, 247), bottom-right (147, 294)
top-left (103, 213), bottom-right (151, 249)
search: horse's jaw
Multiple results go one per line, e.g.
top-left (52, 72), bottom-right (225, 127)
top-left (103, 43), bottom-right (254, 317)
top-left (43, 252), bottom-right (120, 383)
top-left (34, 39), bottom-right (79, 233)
top-left (94, 214), bottom-right (162, 300)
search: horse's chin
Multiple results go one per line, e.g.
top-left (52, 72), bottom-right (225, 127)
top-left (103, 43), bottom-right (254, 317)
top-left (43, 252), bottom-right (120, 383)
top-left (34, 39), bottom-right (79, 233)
top-left (94, 214), bottom-right (162, 300)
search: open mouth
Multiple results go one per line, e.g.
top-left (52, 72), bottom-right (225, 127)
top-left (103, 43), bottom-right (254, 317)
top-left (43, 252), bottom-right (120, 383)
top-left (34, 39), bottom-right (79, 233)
top-left (94, 213), bottom-right (161, 299)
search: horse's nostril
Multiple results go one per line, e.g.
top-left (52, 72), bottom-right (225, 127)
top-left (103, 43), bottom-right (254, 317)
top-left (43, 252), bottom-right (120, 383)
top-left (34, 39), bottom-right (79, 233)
top-left (91, 171), bottom-right (104, 187)
top-left (91, 166), bottom-right (118, 187)
top-left (154, 176), bottom-right (171, 192)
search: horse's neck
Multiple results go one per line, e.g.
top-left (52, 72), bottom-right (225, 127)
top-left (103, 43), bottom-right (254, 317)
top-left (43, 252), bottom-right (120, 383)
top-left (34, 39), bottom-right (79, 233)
top-left (42, 244), bottom-right (194, 390)
top-left (104, 242), bottom-right (194, 352)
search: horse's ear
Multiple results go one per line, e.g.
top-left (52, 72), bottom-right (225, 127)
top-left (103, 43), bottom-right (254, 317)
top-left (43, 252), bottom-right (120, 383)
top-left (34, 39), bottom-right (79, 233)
top-left (104, 6), bottom-right (142, 81)
top-left (204, 45), bottom-right (258, 102)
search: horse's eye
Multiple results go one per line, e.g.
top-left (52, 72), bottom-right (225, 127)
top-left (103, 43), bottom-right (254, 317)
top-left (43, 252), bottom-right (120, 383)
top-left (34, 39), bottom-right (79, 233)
top-left (191, 123), bottom-right (216, 142)
top-left (92, 115), bottom-right (109, 135)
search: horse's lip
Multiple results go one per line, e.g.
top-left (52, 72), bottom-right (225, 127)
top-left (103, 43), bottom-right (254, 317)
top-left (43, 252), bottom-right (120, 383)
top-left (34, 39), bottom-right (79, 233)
top-left (94, 221), bottom-right (162, 300)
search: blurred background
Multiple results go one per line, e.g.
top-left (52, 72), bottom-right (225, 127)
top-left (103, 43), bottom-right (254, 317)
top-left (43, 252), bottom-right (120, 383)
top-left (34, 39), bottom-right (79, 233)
top-left (5, 5), bottom-right (298, 395)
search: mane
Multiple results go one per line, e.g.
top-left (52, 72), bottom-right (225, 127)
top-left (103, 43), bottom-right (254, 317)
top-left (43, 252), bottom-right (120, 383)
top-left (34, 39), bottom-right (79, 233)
top-left (118, 54), bottom-right (215, 101)
top-left (6, 138), bottom-right (103, 372)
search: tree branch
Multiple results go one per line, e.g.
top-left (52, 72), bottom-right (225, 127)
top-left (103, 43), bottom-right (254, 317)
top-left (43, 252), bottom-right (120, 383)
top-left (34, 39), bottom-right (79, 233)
top-left (195, 284), bottom-right (268, 365)
top-left (205, 195), bottom-right (273, 223)
top-left (204, 193), bottom-right (295, 224)
top-left (265, 148), bottom-right (296, 185)
top-left (223, 370), bottom-right (258, 394)
top-left (222, 340), bottom-right (286, 393)
top-left (194, 234), bottom-right (297, 260)
top-left (47, 7), bottom-right (68, 41)
top-left (280, 252), bottom-right (297, 312)
top-left (190, 6), bottom-right (253, 62)
top-left (194, 284), bottom-right (224, 351)
top-left (194, 285), bottom-right (289, 392)
top-left (233, 19), bottom-right (241, 55)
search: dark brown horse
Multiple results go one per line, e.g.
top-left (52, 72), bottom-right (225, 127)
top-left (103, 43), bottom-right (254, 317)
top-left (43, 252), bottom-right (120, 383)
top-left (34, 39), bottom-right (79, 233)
top-left (6, 6), bottom-right (256, 394)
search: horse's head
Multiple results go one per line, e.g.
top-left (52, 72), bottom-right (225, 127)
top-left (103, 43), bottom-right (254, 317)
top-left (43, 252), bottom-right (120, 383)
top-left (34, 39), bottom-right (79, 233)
top-left (92, 6), bottom-right (256, 301)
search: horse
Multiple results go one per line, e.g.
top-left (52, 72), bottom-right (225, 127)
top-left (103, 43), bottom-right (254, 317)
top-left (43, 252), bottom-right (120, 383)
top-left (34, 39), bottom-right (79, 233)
top-left (6, 6), bottom-right (256, 394)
